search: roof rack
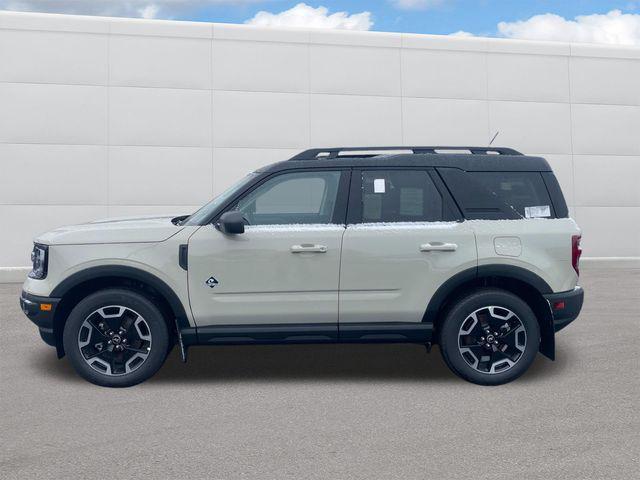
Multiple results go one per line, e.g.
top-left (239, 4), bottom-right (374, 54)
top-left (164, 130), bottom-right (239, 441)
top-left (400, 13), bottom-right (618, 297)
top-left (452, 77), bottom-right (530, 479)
top-left (288, 146), bottom-right (522, 161)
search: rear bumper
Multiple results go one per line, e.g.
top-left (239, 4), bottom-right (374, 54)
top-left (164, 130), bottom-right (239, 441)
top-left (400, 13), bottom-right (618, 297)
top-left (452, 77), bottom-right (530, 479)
top-left (19, 291), bottom-right (61, 346)
top-left (544, 286), bottom-right (584, 332)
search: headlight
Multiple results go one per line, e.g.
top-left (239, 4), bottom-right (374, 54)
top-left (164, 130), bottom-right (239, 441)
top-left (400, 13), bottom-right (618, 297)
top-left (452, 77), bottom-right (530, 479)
top-left (28, 244), bottom-right (48, 279)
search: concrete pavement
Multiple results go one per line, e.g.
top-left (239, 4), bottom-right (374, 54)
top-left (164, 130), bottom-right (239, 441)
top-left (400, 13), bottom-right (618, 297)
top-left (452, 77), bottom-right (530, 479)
top-left (1, 262), bottom-right (638, 479)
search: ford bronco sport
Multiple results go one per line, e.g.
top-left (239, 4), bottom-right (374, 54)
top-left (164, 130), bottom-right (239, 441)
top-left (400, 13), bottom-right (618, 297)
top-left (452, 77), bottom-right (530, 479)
top-left (20, 146), bottom-right (584, 387)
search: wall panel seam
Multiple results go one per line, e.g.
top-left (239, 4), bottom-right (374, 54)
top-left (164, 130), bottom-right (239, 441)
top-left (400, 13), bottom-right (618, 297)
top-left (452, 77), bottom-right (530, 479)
top-left (484, 51), bottom-right (491, 144)
top-left (399, 40), bottom-right (405, 144)
top-left (0, 80), bottom-right (210, 91)
top-left (2, 79), bottom-right (638, 108)
top-left (3, 203), bottom-right (639, 208)
top-left (306, 38), bottom-right (312, 147)
top-left (567, 43), bottom-right (576, 207)
top-left (4, 141), bottom-right (638, 156)
top-left (106, 20), bottom-right (111, 216)
top-left (210, 25), bottom-right (215, 198)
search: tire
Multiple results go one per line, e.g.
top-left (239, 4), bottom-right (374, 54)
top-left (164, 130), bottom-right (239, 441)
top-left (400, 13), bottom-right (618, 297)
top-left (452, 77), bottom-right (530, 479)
top-left (63, 288), bottom-right (169, 388)
top-left (439, 288), bottom-right (540, 386)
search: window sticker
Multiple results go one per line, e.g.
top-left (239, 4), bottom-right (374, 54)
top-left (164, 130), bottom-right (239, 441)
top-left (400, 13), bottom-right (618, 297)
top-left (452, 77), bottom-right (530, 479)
top-left (373, 178), bottom-right (386, 193)
top-left (524, 205), bottom-right (551, 218)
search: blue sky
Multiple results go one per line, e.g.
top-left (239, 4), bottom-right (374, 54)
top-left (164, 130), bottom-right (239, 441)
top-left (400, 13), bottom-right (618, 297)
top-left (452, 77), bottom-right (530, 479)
top-left (1, 1), bottom-right (639, 44)
top-left (191, 1), bottom-right (636, 36)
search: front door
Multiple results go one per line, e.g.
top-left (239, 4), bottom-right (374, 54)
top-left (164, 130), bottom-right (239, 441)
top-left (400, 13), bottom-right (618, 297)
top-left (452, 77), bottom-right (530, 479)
top-left (188, 169), bottom-right (349, 329)
top-left (339, 169), bottom-right (477, 328)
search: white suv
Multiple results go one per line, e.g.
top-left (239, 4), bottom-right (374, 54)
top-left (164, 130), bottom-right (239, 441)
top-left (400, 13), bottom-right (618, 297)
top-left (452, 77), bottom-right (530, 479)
top-left (20, 146), bottom-right (584, 387)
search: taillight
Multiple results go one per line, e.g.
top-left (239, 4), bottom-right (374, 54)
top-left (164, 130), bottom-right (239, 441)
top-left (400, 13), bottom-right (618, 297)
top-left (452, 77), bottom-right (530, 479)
top-left (572, 235), bottom-right (582, 276)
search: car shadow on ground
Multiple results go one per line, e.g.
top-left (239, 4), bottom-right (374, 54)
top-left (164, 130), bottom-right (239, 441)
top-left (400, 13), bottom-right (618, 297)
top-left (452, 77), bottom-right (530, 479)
top-left (30, 342), bottom-right (571, 385)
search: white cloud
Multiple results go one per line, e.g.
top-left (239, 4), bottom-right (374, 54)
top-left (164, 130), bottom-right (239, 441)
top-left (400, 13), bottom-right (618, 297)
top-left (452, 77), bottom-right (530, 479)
top-left (449, 30), bottom-right (473, 37)
top-left (139, 4), bottom-right (160, 19)
top-left (390, 0), bottom-right (445, 10)
top-left (497, 9), bottom-right (640, 46)
top-left (246, 3), bottom-right (372, 30)
top-left (0, 1), bottom-right (263, 20)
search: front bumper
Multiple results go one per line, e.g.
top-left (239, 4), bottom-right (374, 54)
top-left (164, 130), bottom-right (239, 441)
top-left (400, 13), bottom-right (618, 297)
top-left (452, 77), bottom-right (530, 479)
top-left (19, 291), bottom-right (61, 346)
top-left (544, 286), bottom-right (584, 332)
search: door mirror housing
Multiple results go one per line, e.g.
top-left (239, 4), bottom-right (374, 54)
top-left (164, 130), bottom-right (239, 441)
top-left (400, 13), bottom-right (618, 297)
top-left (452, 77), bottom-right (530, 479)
top-left (217, 211), bottom-right (245, 235)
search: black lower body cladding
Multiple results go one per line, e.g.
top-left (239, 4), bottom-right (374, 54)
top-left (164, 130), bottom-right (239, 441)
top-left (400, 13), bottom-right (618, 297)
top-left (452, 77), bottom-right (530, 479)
top-left (19, 291), bottom-right (61, 346)
top-left (544, 287), bottom-right (584, 332)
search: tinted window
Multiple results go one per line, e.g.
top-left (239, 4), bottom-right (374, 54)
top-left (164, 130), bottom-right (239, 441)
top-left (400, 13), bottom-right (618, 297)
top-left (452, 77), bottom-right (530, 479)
top-left (438, 168), bottom-right (555, 220)
top-left (234, 171), bottom-right (341, 225)
top-left (541, 172), bottom-right (568, 218)
top-left (472, 172), bottom-right (553, 218)
top-left (361, 170), bottom-right (443, 223)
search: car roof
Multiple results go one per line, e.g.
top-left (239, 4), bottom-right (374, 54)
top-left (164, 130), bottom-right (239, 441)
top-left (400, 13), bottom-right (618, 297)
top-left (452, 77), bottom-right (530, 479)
top-left (258, 148), bottom-right (551, 173)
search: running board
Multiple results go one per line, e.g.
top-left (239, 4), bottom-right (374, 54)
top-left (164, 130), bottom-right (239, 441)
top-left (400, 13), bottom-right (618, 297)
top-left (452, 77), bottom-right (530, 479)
top-left (197, 324), bottom-right (337, 345)
top-left (340, 322), bottom-right (433, 343)
top-left (181, 322), bottom-right (433, 348)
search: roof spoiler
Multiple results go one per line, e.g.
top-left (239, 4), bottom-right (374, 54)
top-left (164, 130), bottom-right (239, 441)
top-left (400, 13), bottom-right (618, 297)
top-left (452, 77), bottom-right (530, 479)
top-left (288, 146), bottom-right (523, 161)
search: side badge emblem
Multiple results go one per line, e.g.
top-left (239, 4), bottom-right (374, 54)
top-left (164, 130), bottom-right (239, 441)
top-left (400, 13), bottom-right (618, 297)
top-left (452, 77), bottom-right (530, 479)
top-left (205, 277), bottom-right (219, 288)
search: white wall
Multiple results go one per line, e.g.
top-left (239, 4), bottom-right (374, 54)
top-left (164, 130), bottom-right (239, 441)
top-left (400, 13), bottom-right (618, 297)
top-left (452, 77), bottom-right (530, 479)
top-left (1, 11), bottom-right (639, 276)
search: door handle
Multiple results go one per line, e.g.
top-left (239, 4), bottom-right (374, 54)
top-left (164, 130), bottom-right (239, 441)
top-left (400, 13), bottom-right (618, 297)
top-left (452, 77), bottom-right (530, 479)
top-left (291, 244), bottom-right (328, 253)
top-left (420, 242), bottom-right (458, 252)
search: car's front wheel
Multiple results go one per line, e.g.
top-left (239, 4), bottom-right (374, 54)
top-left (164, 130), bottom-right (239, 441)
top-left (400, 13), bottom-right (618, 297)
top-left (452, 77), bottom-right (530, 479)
top-left (439, 288), bottom-right (540, 386)
top-left (63, 289), bottom-right (169, 387)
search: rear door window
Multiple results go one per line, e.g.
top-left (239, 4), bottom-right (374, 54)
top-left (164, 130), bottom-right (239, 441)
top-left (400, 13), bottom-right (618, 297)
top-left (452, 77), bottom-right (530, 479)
top-left (361, 170), bottom-right (444, 223)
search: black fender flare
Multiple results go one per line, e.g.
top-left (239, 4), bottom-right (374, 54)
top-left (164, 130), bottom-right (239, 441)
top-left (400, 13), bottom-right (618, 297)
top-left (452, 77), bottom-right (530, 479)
top-left (423, 264), bottom-right (555, 359)
top-left (51, 265), bottom-right (191, 331)
top-left (476, 264), bottom-right (552, 294)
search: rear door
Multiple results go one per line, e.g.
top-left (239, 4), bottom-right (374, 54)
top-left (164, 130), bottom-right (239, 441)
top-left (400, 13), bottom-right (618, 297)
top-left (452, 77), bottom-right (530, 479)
top-left (339, 168), bottom-right (477, 327)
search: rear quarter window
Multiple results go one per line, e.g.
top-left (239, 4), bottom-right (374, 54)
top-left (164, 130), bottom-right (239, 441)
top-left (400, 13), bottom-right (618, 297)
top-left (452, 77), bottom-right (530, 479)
top-left (438, 168), bottom-right (557, 220)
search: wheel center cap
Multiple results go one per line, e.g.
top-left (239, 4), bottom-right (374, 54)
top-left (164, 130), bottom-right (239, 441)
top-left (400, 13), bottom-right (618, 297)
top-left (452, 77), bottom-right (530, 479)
top-left (111, 334), bottom-right (122, 345)
top-left (486, 334), bottom-right (495, 343)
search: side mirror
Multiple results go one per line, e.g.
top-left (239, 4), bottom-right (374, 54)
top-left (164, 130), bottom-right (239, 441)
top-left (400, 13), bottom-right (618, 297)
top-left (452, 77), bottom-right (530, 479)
top-left (217, 211), bottom-right (245, 235)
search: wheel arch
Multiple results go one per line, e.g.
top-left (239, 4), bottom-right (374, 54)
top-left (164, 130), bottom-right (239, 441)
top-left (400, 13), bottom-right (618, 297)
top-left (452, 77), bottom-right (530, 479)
top-left (424, 265), bottom-right (555, 359)
top-left (50, 265), bottom-right (190, 358)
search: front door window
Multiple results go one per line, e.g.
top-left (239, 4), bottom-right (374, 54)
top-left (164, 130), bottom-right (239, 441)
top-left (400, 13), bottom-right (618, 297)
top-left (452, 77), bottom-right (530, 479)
top-left (234, 171), bottom-right (342, 226)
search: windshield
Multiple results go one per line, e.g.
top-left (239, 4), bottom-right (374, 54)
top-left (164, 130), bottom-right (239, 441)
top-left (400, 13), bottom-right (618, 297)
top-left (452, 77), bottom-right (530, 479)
top-left (181, 173), bottom-right (258, 226)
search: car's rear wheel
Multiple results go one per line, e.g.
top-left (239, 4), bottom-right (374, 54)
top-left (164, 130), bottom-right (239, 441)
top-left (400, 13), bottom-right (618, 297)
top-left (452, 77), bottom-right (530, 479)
top-left (439, 288), bottom-right (540, 386)
top-left (63, 289), bottom-right (169, 387)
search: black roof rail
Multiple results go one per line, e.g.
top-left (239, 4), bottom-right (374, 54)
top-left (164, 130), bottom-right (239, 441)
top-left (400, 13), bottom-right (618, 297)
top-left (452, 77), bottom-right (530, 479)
top-left (288, 146), bottom-right (523, 161)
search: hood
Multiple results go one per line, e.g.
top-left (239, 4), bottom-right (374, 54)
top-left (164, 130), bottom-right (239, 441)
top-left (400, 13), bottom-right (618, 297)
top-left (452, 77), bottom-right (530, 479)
top-left (34, 215), bottom-right (186, 246)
